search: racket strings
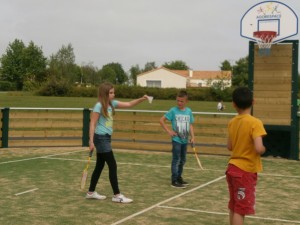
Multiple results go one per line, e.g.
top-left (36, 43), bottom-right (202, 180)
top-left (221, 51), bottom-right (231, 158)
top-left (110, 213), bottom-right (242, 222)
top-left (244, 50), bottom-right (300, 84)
top-left (192, 147), bottom-right (204, 170)
top-left (80, 156), bottom-right (92, 190)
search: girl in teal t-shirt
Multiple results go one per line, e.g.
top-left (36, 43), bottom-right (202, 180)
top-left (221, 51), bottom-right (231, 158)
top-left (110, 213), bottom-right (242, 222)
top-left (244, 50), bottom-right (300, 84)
top-left (86, 82), bottom-right (148, 203)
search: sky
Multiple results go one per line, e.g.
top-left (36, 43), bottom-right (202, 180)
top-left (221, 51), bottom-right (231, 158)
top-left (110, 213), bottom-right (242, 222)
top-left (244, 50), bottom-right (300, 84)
top-left (0, 0), bottom-right (299, 72)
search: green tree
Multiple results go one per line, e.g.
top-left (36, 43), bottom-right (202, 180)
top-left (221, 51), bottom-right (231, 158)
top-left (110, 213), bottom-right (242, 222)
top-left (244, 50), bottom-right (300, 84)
top-left (48, 43), bottom-right (78, 83)
top-left (22, 41), bottom-right (47, 84)
top-left (129, 64), bottom-right (141, 85)
top-left (100, 66), bottom-right (117, 84)
top-left (143, 62), bottom-right (157, 72)
top-left (0, 39), bottom-right (26, 89)
top-left (0, 39), bottom-right (47, 90)
top-left (220, 60), bottom-right (233, 71)
top-left (100, 63), bottom-right (127, 84)
top-left (162, 60), bottom-right (189, 70)
top-left (232, 56), bottom-right (248, 87)
top-left (80, 63), bottom-right (100, 86)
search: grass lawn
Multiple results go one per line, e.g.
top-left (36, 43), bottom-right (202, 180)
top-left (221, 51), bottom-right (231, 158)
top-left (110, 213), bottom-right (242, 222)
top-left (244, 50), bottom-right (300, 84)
top-left (0, 91), bottom-right (235, 113)
top-left (0, 147), bottom-right (299, 225)
top-left (1, 92), bottom-right (299, 224)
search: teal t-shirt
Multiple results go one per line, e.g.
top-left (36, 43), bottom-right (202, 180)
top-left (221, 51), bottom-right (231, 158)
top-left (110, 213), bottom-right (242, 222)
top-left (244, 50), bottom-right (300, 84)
top-left (93, 100), bottom-right (118, 135)
top-left (164, 106), bottom-right (194, 144)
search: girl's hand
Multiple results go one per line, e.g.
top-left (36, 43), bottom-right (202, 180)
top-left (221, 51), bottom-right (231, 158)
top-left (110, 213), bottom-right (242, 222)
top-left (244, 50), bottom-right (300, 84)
top-left (89, 141), bottom-right (95, 151)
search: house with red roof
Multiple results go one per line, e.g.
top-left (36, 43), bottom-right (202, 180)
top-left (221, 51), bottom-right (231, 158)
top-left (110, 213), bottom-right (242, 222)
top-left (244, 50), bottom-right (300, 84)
top-left (136, 67), bottom-right (232, 88)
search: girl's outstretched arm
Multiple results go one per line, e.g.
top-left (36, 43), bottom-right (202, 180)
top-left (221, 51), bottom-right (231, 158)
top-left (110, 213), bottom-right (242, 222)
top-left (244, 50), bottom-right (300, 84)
top-left (117, 95), bottom-right (148, 108)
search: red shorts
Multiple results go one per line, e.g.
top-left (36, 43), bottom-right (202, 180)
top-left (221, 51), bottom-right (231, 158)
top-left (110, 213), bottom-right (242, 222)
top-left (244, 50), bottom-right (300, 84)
top-left (226, 164), bottom-right (257, 215)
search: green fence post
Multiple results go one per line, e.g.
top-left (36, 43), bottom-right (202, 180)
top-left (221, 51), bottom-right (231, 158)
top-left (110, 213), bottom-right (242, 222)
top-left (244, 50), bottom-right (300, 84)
top-left (1, 108), bottom-right (9, 148)
top-left (290, 40), bottom-right (299, 160)
top-left (82, 108), bottom-right (90, 147)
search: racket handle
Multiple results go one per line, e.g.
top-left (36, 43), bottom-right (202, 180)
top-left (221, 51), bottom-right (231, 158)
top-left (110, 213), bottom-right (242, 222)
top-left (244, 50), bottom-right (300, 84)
top-left (191, 142), bottom-right (195, 148)
top-left (89, 150), bottom-right (94, 157)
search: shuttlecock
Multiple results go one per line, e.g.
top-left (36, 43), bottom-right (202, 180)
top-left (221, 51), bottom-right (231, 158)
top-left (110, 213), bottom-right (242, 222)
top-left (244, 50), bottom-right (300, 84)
top-left (147, 96), bottom-right (153, 104)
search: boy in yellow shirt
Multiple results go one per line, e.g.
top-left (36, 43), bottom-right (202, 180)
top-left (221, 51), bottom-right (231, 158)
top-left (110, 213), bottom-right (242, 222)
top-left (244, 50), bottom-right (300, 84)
top-left (226, 87), bottom-right (267, 225)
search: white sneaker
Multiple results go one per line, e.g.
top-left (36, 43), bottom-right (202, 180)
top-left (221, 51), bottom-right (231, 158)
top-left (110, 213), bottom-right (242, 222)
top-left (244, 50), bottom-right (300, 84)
top-left (112, 194), bottom-right (133, 203)
top-left (86, 192), bottom-right (106, 200)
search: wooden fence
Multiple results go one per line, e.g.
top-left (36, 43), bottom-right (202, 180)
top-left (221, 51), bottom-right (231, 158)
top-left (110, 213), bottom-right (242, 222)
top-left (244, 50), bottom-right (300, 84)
top-left (0, 108), bottom-right (236, 155)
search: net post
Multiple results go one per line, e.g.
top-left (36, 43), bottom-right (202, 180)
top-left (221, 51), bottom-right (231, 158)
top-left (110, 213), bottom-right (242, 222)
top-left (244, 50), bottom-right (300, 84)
top-left (82, 108), bottom-right (90, 147)
top-left (1, 108), bottom-right (10, 148)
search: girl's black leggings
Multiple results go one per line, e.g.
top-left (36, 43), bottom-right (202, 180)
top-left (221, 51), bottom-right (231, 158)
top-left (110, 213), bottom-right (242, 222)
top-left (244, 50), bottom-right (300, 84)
top-left (88, 151), bottom-right (120, 195)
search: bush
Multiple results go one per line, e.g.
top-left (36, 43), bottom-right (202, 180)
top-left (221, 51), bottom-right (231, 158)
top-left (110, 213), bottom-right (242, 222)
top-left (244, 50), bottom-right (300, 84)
top-left (113, 85), bottom-right (216, 100)
top-left (68, 86), bottom-right (97, 97)
top-left (36, 82), bottom-right (233, 102)
top-left (23, 81), bottom-right (40, 91)
top-left (38, 79), bottom-right (72, 96)
top-left (208, 87), bottom-right (233, 101)
top-left (186, 88), bottom-right (210, 101)
top-left (0, 81), bottom-right (17, 91)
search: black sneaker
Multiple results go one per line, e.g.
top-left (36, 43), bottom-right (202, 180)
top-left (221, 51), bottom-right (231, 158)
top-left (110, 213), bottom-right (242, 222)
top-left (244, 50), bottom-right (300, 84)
top-left (177, 177), bottom-right (189, 186)
top-left (171, 181), bottom-right (186, 188)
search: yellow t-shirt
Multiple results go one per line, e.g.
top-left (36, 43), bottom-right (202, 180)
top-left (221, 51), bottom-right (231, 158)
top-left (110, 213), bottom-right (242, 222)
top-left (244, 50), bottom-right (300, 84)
top-left (228, 114), bottom-right (267, 173)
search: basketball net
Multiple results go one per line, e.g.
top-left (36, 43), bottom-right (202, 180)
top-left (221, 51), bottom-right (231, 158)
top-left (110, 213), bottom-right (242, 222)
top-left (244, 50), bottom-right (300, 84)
top-left (253, 31), bottom-right (277, 56)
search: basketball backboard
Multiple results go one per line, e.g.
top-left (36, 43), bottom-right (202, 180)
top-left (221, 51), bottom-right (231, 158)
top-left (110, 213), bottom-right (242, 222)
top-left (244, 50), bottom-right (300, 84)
top-left (241, 1), bottom-right (298, 43)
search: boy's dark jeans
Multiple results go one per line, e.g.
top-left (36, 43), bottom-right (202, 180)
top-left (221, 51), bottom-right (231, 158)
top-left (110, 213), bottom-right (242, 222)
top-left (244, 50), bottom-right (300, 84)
top-left (171, 141), bottom-right (187, 183)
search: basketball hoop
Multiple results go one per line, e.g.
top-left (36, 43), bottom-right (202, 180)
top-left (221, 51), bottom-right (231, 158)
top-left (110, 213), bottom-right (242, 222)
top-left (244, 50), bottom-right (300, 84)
top-left (253, 31), bottom-right (277, 56)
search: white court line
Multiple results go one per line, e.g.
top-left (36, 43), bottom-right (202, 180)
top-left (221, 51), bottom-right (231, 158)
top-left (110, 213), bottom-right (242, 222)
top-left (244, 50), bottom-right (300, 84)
top-left (159, 205), bottom-right (228, 215)
top-left (31, 157), bottom-right (300, 179)
top-left (43, 158), bottom-right (224, 173)
top-left (158, 206), bottom-right (300, 224)
top-left (3, 150), bottom-right (298, 178)
top-left (2, 152), bottom-right (300, 223)
top-left (41, 157), bottom-right (87, 163)
top-left (260, 173), bottom-right (300, 179)
top-left (110, 175), bottom-right (225, 225)
top-left (119, 162), bottom-right (223, 172)
top-left (4, 153), bottom-right (298, 180)
top-left (15, 188), bottom-right (39, 196)
top-left (0, 149), bottom-right (85, 165)
top-left (119, 162), bottom-right (300, 178)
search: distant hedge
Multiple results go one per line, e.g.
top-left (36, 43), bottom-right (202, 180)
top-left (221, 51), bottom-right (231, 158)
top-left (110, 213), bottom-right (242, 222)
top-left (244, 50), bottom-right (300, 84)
top-left (0, 81), bottom-right (17, 91)
top-left (37, 83), bottom-right (233, 101)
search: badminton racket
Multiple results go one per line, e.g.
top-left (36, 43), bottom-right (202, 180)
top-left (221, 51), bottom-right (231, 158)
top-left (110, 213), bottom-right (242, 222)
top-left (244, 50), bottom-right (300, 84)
top-left (80, 150), bottom-right (93, 190)
top-left (191, 143), bottom-right (204, 170)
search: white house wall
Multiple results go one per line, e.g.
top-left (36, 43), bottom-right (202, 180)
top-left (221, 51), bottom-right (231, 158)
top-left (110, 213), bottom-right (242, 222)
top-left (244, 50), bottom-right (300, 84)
top-left (190, 79), bottom-right (232, 88)
top-left (137, 69), bottom-right (186, 88)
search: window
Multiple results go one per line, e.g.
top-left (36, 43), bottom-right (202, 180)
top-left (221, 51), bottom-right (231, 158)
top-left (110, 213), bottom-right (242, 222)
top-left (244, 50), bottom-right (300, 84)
top-left (146, 80), bottom-right (161, 88)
